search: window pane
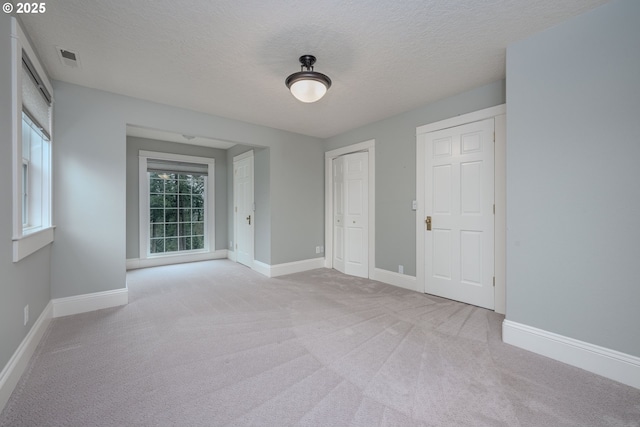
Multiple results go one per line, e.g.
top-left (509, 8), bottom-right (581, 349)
top-left (150, 238), bottom-right (164, 253)
top-left (149, 178), bottom-right (164, 193)
top-left (165, 238), bottom-right (178, 252)
top-left (165, 223), bottom-right (177, 237)
top-left (192, 236), bottom-right (204, 250)
top-left (193, 209), bottom-right (204, 221)
top-left (178, 179), bottom-right (190, 194)
top-left (165, 209), bottom-right (178, 223)
top-left (165, 179), bottom-right (177, 193)
top-left (179, 222), bottom-right (191, 236)
top-left (150, 209), bottom-right (164, 223)
top-left (192, 195), bottom-right (204, 208)
top-left (193, 176), bottom-right (204, 190)
top-left (150, 224), bottom-right (164, 238)
top-left (179, 209), bottom-right (191, 222)
top-left (179, 236), bottom-right (192, 251)
top-left (179, 195), bottom-right (191, 208)
top-left (164, 194), bottom-right (177, 208)
top-left (22, 163), bottom-right (28, 225)
top-left (193, 222), bottom-right (204, 236)
top-left (150, 194), bottom-right (164, 208)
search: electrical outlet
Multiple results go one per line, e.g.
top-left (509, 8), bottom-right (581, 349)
top-left (412, 200), bottom-right (417, 210)
top-left (315, 246), bottom-right (320, 254)
top-left (24, 305), bottom-right (29, 326)
top-left (398, 265), bottom-right (404, 274)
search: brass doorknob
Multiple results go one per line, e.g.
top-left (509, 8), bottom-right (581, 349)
top-left (246, 215), bottom-right (251, 225)
top-left (426, 216), bottom-right (432, 231)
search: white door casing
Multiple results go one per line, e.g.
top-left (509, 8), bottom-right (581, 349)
top-left (333, 152), bottom-right (369, 278)
top-left (417, 105), bottom-right (506, 313)
top-left (233, 151), bottom-right (254, 267)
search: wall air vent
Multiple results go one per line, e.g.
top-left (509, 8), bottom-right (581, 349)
top-left (56, 47), bottom-right (81, 68)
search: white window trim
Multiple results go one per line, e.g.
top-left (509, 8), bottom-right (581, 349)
top-left (138, 150), bottom-right (215, 261)
top-left (11, 18), bottom-right (54, 262)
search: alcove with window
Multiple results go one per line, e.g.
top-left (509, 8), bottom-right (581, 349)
top-left (137, 151), bottom-right (216, 267)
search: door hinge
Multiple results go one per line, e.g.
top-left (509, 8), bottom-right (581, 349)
top-left (493, 132), bottom-right (495, 142)
top-left (493, 277), bottom-right (495, 287)
top-left (493, 204), bottom-right (495, 214)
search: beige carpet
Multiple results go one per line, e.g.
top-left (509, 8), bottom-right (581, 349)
top-left (1, 260), bottom-right (639, 426)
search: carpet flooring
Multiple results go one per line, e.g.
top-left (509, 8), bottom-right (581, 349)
top-left (1, 260), bottom-right (639, 426)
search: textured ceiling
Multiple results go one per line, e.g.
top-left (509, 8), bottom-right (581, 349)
top-left (19, 0), bottom-right (610, 139)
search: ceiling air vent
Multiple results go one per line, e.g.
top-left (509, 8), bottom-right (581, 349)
top-left (56, 47), bottom-right (81, 68)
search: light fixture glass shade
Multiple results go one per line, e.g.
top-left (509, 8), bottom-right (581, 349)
top-left (290, 79), bottom-right (328, 103)
top-left (285, 55), bottom-right (332, 103)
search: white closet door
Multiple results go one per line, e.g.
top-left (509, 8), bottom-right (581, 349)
top-left (334, 152), bottom-right (368, 278)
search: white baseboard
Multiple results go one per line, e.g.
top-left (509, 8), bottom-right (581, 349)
top-left (252, 260), bottom-right (271, 277)
top-left (373, 268), bottom-right (417, 291)
top-left (52, 288), bottom-right (129, 318)
top-left (126, 249), bottom-right (228, 270)
top-left (227, 250), bottom-right (236, 262)
top-left (270, 258), bottom-right (325, 277)
top-left (503, 320), bottom-right (640, 390)
top-left (251, 258), bottom-right (325, 278)
top-left (0, 301), bottom-right (53, 412)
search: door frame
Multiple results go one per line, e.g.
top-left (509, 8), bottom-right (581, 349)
top-left (416, 104), bottom-right (506, 314)
top-left (233, 150), bottom-right (254, 267)
top-left (325, 140), bottom-right (375, 279)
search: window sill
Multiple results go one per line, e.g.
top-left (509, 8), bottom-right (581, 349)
top-left (128, 249), bottom-right (221, 270)
top-left (13, 226), bottom-right (55, 262)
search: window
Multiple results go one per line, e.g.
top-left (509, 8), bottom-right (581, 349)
top-left (149, 171), bottom-right (206, 254)
top-left (139, 151), bottom-right (215, 261)
top-left (22, 112), bottom-right (51, 232)
top-left (11, 17), bottom-right (54, 262)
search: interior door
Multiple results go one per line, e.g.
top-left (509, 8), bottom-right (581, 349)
top-left (425, 118), bottom-right (494, 309)
top-left (234, 153), bottom-right (254, 267)
top-left (334, 152), bottom-right (368, 278)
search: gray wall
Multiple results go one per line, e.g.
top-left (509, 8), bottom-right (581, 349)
top-left (0, 15), bottom-right (52, 373)
top-left (52, 81), bottom-right (324, 299)
top-left (126, 137), bottom-right (228, 259)
top-left (269, 141), bottom-right (324, 265)
top-left (505, 0), bottom-right (640, 357)
top-left (324, 80), bottom-right (505, 276)
top-left (253, 148), bottom-right (271, 264)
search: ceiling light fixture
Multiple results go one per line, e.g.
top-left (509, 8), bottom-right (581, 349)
top-left (285, 55), bottom-right (332, 103)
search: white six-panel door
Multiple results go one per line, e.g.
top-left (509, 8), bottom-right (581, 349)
top-left (424, 118), bottom-right (495, 309)
top-left (333, 152), bottom-right (369, 278)
top-left (234, 153), bottom-right (254, 267)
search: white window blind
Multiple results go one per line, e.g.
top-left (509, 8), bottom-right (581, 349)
top-left (147, 159), bottom-right (208, 176)
top-left (21, 52), bottom-right (52, 140)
